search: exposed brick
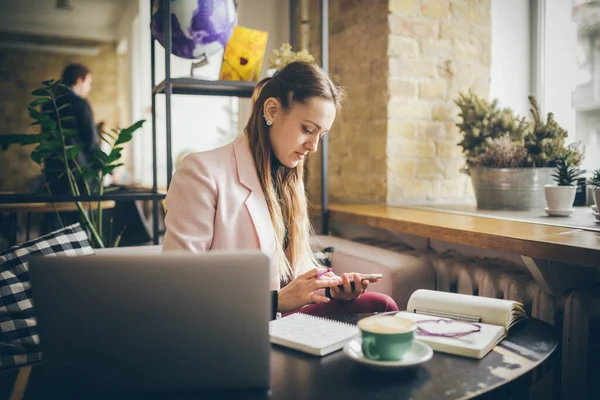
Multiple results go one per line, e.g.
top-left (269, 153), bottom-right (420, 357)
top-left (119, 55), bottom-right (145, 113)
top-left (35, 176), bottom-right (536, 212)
top-left (450, 2), bottom-right (468, 20)
top-left (442, 158), bottom-right (467, 178)
top-left (419, 81), bottom-right (447, 100)
top-left (393, 138), bottom-right (437, 158)
top-left (415, 158), bottom-right (445, 179)
top-left (387, 158), bottom-right (417, 179)
top-left (421, 0), bottom-right (450, 19)
top-left (388, 35), bottom-right (419, 58)
top-left (442, 177), bottom-right (471, 198)
top-left (421, 39), bottom-right (452, 59)
top-left (437, 140), bottom-right (463, 158)
top-left (468, 2), bottom-right (490, 25)
top-left (440, 22), bottom-right (470, 41)
top-left (388, 120), bottom-right (416, 139)
top-left (389, 0), bottom-right (418, 15)
top-left (419, 122), bottom-right (446, 140)
top-left (389, 79), bottom-right (417, 98)
top-left (389, 58), bottom-right (438, 79)
top-left (432, 103), bottom-right (458, 122)
top-left (389, 16), bottom-right (440, 38)
top-left (453, 40), bottom-right (480, 62)
top-left (0, 40), bottom-right (119, 192)
top-left (388, 98), bottom-right (432, 120)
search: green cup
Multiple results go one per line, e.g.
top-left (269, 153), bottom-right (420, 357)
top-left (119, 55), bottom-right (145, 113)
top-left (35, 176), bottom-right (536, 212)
top-left (357, 315), bottom-right (417, 361)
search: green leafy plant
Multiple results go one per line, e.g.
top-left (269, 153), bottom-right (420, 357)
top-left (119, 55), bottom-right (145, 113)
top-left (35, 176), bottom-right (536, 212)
top-left (0, 79), bottom-right (145, 248)
top-left (552, 153), bottom-right (584, 186)
top-left (471, 135), bottom-right (529, 168)
top-left (455, 90), bottom-right (529, 167)
top-left (588, 169), bottom-right (600, 190)
top-left (524, 95), bottom-right (579, 167)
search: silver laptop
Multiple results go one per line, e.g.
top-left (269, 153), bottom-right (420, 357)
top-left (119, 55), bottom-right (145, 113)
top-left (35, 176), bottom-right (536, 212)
top-left (29, 251), bottom-right (271, 395)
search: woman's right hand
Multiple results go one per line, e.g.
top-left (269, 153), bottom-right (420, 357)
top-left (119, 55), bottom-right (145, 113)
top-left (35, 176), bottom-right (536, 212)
top-left (277, 267), bottom-right (343, 313)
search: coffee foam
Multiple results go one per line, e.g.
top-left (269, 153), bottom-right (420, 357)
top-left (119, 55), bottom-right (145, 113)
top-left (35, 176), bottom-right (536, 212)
top-left (358, 316), bottom-right (415, 334)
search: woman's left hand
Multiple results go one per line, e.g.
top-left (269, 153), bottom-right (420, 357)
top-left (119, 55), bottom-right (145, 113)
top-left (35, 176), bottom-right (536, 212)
top-left (330, 273), bottom-right (368, 301)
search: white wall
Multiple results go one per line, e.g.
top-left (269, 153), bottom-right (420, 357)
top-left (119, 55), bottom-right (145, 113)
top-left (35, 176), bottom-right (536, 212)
top-left (490, 0), bottom-right (531, 118)
top-left (543, 0), bottom-right (584, 144)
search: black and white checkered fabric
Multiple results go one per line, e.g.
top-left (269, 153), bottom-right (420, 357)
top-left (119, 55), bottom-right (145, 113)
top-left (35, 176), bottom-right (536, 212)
top-left (0, 223), bottom-right (93, 368)
top-left (314, 246), bottom-right (334, 268)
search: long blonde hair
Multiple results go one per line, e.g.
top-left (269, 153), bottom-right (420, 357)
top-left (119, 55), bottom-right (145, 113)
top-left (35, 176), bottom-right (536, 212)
top-left (245, 62), bottom-right (343, 283)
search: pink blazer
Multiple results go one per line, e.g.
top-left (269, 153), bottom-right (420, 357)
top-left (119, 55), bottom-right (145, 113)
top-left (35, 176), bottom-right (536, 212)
top-left (162, 134), bottom-right (281, 290)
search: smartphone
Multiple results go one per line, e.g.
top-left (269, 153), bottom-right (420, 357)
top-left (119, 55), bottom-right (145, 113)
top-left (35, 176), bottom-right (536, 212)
top-left (337, 273), bottom-right (383, 292)
top-left (358, 273), bottom-right (383, 282)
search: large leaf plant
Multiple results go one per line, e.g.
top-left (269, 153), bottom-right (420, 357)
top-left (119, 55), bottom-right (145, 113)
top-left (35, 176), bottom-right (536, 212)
top-left (0, 79), bottom-right (144, 248)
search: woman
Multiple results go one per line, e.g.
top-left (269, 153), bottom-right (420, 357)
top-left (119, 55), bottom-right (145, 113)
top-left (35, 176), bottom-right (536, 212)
top-left (163, 62), bottom-right (398, 318)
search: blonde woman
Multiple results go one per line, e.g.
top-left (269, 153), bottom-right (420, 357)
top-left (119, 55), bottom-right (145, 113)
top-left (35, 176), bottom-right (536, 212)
top-left (163, 62), bottom-right (398, 318)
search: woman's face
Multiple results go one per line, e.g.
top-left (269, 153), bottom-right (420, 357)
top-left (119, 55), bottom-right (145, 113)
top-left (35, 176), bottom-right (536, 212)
top-left (264, 97), bottom-right (336, 168)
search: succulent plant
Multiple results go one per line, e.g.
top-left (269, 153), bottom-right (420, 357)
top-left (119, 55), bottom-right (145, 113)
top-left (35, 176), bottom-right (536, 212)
top-left (471, 135), bottom-right (529, 168)
top-left (552, 153), bottom-right (584, 186)
top-left (524, 95), bottom-right (573, 167)
top-left (455, 90), bottom-right (529, 166)
top-left (588, 169), bottom-right (600, 189)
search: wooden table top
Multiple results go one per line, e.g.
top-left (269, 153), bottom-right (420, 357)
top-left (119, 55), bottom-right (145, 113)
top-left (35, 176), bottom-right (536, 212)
top-left (0, 201), bottom-right (116, 213)
top-left (325, 203), bottom-right (600, 269)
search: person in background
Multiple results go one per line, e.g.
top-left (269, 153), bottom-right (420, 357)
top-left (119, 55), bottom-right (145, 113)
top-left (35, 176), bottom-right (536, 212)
top-left (43, 63), bottom-right (100, 195)
top-left (162, 62), bottom-right (399, 319)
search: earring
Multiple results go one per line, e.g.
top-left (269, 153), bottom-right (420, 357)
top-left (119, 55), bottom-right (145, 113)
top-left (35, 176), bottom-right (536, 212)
top-left (266, 120), bottom-right (273, 126)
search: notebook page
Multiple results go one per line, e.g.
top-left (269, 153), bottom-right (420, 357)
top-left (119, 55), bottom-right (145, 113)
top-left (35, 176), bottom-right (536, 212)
top-left (269, 313), bottom-right (359, 351)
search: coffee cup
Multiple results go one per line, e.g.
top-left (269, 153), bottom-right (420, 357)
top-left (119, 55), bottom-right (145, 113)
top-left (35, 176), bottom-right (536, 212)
top-left (357, 315), bottom-right (416, 361)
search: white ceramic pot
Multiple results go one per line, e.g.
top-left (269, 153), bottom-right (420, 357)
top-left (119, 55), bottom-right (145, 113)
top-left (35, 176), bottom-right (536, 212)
top-left (544, 185), bottom-right (577, 211)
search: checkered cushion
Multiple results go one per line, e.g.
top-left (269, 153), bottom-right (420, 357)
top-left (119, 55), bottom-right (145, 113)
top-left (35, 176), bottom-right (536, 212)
top-left (314, 246), bottom-right (334, 268)
top-left (0, 223), bottom-right (94, 368)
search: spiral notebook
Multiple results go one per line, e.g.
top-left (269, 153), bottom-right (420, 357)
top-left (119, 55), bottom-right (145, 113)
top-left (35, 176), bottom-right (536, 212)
top-left (269, 313), bottom-right (359, 356)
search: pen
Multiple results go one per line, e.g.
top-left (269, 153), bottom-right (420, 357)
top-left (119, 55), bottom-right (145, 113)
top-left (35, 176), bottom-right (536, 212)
top-left (315, 267), bottom-right (332, 278)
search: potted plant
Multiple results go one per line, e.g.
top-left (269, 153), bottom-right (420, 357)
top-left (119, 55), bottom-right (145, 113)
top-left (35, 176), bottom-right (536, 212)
top-left (267, 43), bottom-right (315, 76)
top-left (588, 169), bottom-right (600, 212)
top-left (455, 93), bottom-right (580, 210)
top-left (0, 79), bottom-right (144, 247)
top-left (544, 153), bottom-right (584, 216)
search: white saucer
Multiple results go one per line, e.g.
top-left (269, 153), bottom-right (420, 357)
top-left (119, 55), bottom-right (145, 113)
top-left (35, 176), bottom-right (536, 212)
top-left (545, 208), bottom-right (574, 217)
top-left (343, 338), bottom-right (433, 370)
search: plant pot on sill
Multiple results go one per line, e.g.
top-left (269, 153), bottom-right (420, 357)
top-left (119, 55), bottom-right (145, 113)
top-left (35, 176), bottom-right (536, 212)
top-left (544, 185), bottom-right (577, 216)
top-left (469, 167), bottom-right (554, 210)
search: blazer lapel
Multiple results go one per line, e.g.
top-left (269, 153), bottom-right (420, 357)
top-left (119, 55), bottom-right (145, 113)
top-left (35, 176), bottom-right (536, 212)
top-left (233, 135), bottom-right (275, 253)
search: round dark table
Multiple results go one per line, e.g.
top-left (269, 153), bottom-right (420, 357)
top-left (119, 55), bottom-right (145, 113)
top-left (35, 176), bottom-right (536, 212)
top-left (0, 313), bottom-right (558, 400)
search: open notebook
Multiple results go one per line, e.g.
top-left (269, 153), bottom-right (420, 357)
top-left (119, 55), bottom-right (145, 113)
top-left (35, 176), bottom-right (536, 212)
top-left (269, 313), bottom-right (359, 356)
top-left (396, 289), bottom-right (527, 359)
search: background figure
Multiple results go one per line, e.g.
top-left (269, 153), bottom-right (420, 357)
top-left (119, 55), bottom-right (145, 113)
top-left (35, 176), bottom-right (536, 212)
top-left (41, 63), bottom-right (100, 234)
top-left (43, 63), bottom-right (100, 195)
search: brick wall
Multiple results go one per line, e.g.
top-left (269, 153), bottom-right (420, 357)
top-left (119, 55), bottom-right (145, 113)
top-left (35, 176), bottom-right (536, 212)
top-left (304, 0), bottom-right (491, 204)
top-left (306, 0), bottom-right (390, 205)
top-left (0, 34), bottom-right (119, 192)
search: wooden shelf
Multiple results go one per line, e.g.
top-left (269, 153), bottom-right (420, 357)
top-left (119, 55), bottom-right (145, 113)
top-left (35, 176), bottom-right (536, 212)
top-left (153, 78), bottom-right (256, 97)
top-left (326, 203), bottom-right (600, 269)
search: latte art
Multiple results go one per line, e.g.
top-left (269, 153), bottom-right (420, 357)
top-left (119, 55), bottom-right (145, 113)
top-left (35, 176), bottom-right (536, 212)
top-left (358, 316), bottom-right (415, 334)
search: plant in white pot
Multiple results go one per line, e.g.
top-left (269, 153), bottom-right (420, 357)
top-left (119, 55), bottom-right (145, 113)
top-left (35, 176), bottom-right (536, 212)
top-left (588, 169), bottom-right (600, 212)
top-left (544, 153), bottom-right (584, 217)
